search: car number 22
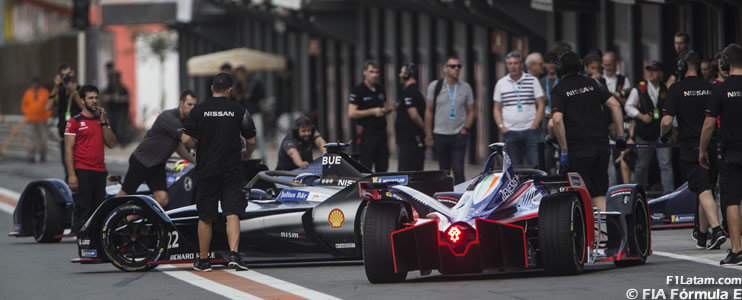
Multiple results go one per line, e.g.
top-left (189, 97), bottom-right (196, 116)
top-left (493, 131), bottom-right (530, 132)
top-left (168, 231), bottom-right (180, 249)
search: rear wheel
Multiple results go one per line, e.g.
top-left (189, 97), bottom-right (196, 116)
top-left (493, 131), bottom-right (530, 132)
top-left (362, 201), bottom-right (409, 283)
top-left (615, 194), bottom-right (650, 267)
top-left (538, 193), bottom-right (587, 275)
top-left (31, 185), bottom-right (64, 243)
top-left (100, 203), bottom-right (168, 272)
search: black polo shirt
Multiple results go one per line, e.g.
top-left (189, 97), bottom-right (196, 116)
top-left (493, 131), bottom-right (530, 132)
top-left (183, 96), bottom-right (256, 179)
top-left (550, 74), bottom-right (613, 147)
top-left (349, 82), bottom-right (386, 130)
top-left (664, 76), bottom-right (715, 144)
top-left (395, 83), bottom-right (425, 143)
top-left (276, 131), bottom-right (319, 170)
top-left (706, 75), bottom-right (742, 152)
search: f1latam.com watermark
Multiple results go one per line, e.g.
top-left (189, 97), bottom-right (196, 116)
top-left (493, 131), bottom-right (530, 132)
top-left (625, 276), bottom-right (742, 299)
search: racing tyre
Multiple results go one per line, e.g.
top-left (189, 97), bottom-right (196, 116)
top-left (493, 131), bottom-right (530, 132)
top-left (615, 194), bottom-right (650, 267)
top-left (538, 193), bottom-right (587, 275)
top-left (31, 185), bottom-right (65, 243)
top-left (362, 201), bottom-right (409, 283)
top-left (100, 203), bottom-right (168, 272)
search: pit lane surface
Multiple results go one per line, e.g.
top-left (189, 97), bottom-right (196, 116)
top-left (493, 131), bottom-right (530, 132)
top-left (2, 159), bottom-right (741, 300)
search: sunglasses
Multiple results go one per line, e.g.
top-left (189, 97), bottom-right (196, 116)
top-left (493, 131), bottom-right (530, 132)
top-left (447, 64), bottom-right (462, 69)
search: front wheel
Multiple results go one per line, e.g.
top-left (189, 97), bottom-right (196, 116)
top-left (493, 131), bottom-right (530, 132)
top-left (31, 185), bottom-right (65, 243)
top-left (615, 194), bottom-right (650, 267)
top-left (362, 201), bottom-right (409, 283)
top-left (100, 203), bottom-right (168, 272)
top-left (538, 193), bottom-right (587, 275)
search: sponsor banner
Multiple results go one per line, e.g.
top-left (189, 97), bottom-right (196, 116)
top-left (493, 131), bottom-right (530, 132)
top-left (277, 189), bottom-right (310, 201)
top-left (371, 175), bottom-right (408, 185)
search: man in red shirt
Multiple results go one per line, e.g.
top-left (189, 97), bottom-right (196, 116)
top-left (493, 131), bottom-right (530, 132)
top-left (64, 85), bottom-right (117, 233)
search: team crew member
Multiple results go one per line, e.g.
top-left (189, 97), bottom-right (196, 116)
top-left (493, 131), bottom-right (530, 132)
top-left (661, 50), bottom-right (726, 250)
top-left (182, 73), bottom-right (256, 272)
top-left (47, 65), bottom-right (83, 180)
top-left (395, 63), bottom-right (426, 171)
top-left (276, 116), bottom-right (327, 170)
top-left (348, 60), bottom-right (393, 172)
top-left (64, 85), bottom-right (117, 233)
top-left (551, 50), bottom-right (626, 211)
top-left (117, 90), bottom-right (198, 207)
top-left (700, 44), bottom-right (742, 265)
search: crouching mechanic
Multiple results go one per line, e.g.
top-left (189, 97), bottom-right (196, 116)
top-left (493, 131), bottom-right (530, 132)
top-left (116, 90), bottom-right (198, 207)
top-left (276, 116), bottom-right (326, 170)
top-left (551, 50), bottom-right (626, 211)
top-left (182, 73), bottom-right (256, 271)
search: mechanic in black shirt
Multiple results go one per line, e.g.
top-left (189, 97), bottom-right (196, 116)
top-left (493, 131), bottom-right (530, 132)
top-left (699, 44), bottom-right (742, 265)
top-left (395, 63), bottom-right (426, 171)
top-left (348, 60), bottom-right (394, 172)
top-left (661, 50), bottom-right (726, 250)
top-left (182, 73), bottom-right (256, 272)
top-left (117, 90), bottom-right (197, 208)
top-left (276, 116), bottom-right (327, 170)
top-left (551, 50), bottom-right (626, 212)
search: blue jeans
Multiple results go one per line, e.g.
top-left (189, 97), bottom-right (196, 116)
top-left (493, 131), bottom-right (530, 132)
top-left (503, 129), bottom-right (541, 166)
top-left (434, 133), bottom-right (468, 184)
top-left (632, 136), bottom-right (674, 194)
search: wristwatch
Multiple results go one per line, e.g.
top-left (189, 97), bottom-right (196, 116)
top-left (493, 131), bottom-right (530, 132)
top-left (498, 124), bottom-right (504, 129)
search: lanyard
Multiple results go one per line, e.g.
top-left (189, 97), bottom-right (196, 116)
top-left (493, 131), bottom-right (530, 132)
top-left (510, 80), bottom-right (523, 112)
top-left (545, 77), bottom-right (558, 104)
top-left (445, 82), bottom-right (458, 120)
top-left (65, 91), bottom-right (76, 121)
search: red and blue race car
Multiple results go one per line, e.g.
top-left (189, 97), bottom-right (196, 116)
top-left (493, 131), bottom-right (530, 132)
top-left (359, 143), bottom-right (651, 283)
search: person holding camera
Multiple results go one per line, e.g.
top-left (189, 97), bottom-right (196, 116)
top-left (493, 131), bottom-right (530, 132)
top-left (46, 64), bottom-right (83, 180)
top-left (64, 85), bottom-right (117, 233)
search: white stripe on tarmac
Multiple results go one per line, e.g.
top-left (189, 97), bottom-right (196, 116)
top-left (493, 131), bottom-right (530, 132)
top-left (0, 201), bottom-right (14, 214)
top-left (158, 265), bottom-right (262, 300)
top-left (653, 251), bottom-right (742, 270)
top-left (224, 268), bottom-right (343, 300)
top-left (0, 186), bottom-right (21, 202)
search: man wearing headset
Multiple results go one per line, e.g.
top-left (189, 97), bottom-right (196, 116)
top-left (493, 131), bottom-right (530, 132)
top-left (661, 50), bottom-right (726, 250)
top-left (395, 63), bottom-right (426, 171)
top-left (551, 50), bottom-right (626, 211)
top-left (276, 116), bottom-right (327, 170)
top-left (700, 44), bottom-right (742, 265)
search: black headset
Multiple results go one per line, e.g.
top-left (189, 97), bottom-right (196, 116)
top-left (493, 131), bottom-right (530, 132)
top-left (292, 116), bottom-right (316, 138)
top-left (555, 50), bottom-right (581, 77)
top-left (402, 63), bottom-right (418, 81)
top-left (676, 50), bottom-right (699, 79)
top-left (720, 46), bottom-right (731, 72)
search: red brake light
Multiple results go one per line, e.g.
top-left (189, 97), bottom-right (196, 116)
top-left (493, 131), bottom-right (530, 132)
top-left (447, 225), bottom-right (462, 243)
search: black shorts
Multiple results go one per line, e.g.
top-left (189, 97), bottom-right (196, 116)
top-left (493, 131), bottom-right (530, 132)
top-left (568, 145), bottom-right (609, 197)
top-left (719, 151), bottom-right (742, 208)
top-left (683, 145), bottom-right (717, 195)
top-left (196, 168), bottom-right (246, 221)
top-left (121, 155), bottom-right (167, 194)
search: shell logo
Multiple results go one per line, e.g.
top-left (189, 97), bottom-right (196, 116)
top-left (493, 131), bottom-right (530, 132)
top-left (328, 208), bottom-right (345, 228)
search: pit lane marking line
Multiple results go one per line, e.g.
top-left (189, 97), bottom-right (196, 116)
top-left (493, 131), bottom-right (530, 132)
top-left (0, 186), bottom-right (19, 214)
top-left (158, 265), bottom-right (262, 300)
top-left (654, 251), bottom-right (742, 270)
top-left (225, 268), bottom-right (343, 300)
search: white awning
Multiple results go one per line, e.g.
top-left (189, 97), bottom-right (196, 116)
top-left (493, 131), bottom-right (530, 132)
top-left (186, 48), bottom-right (287, 76)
